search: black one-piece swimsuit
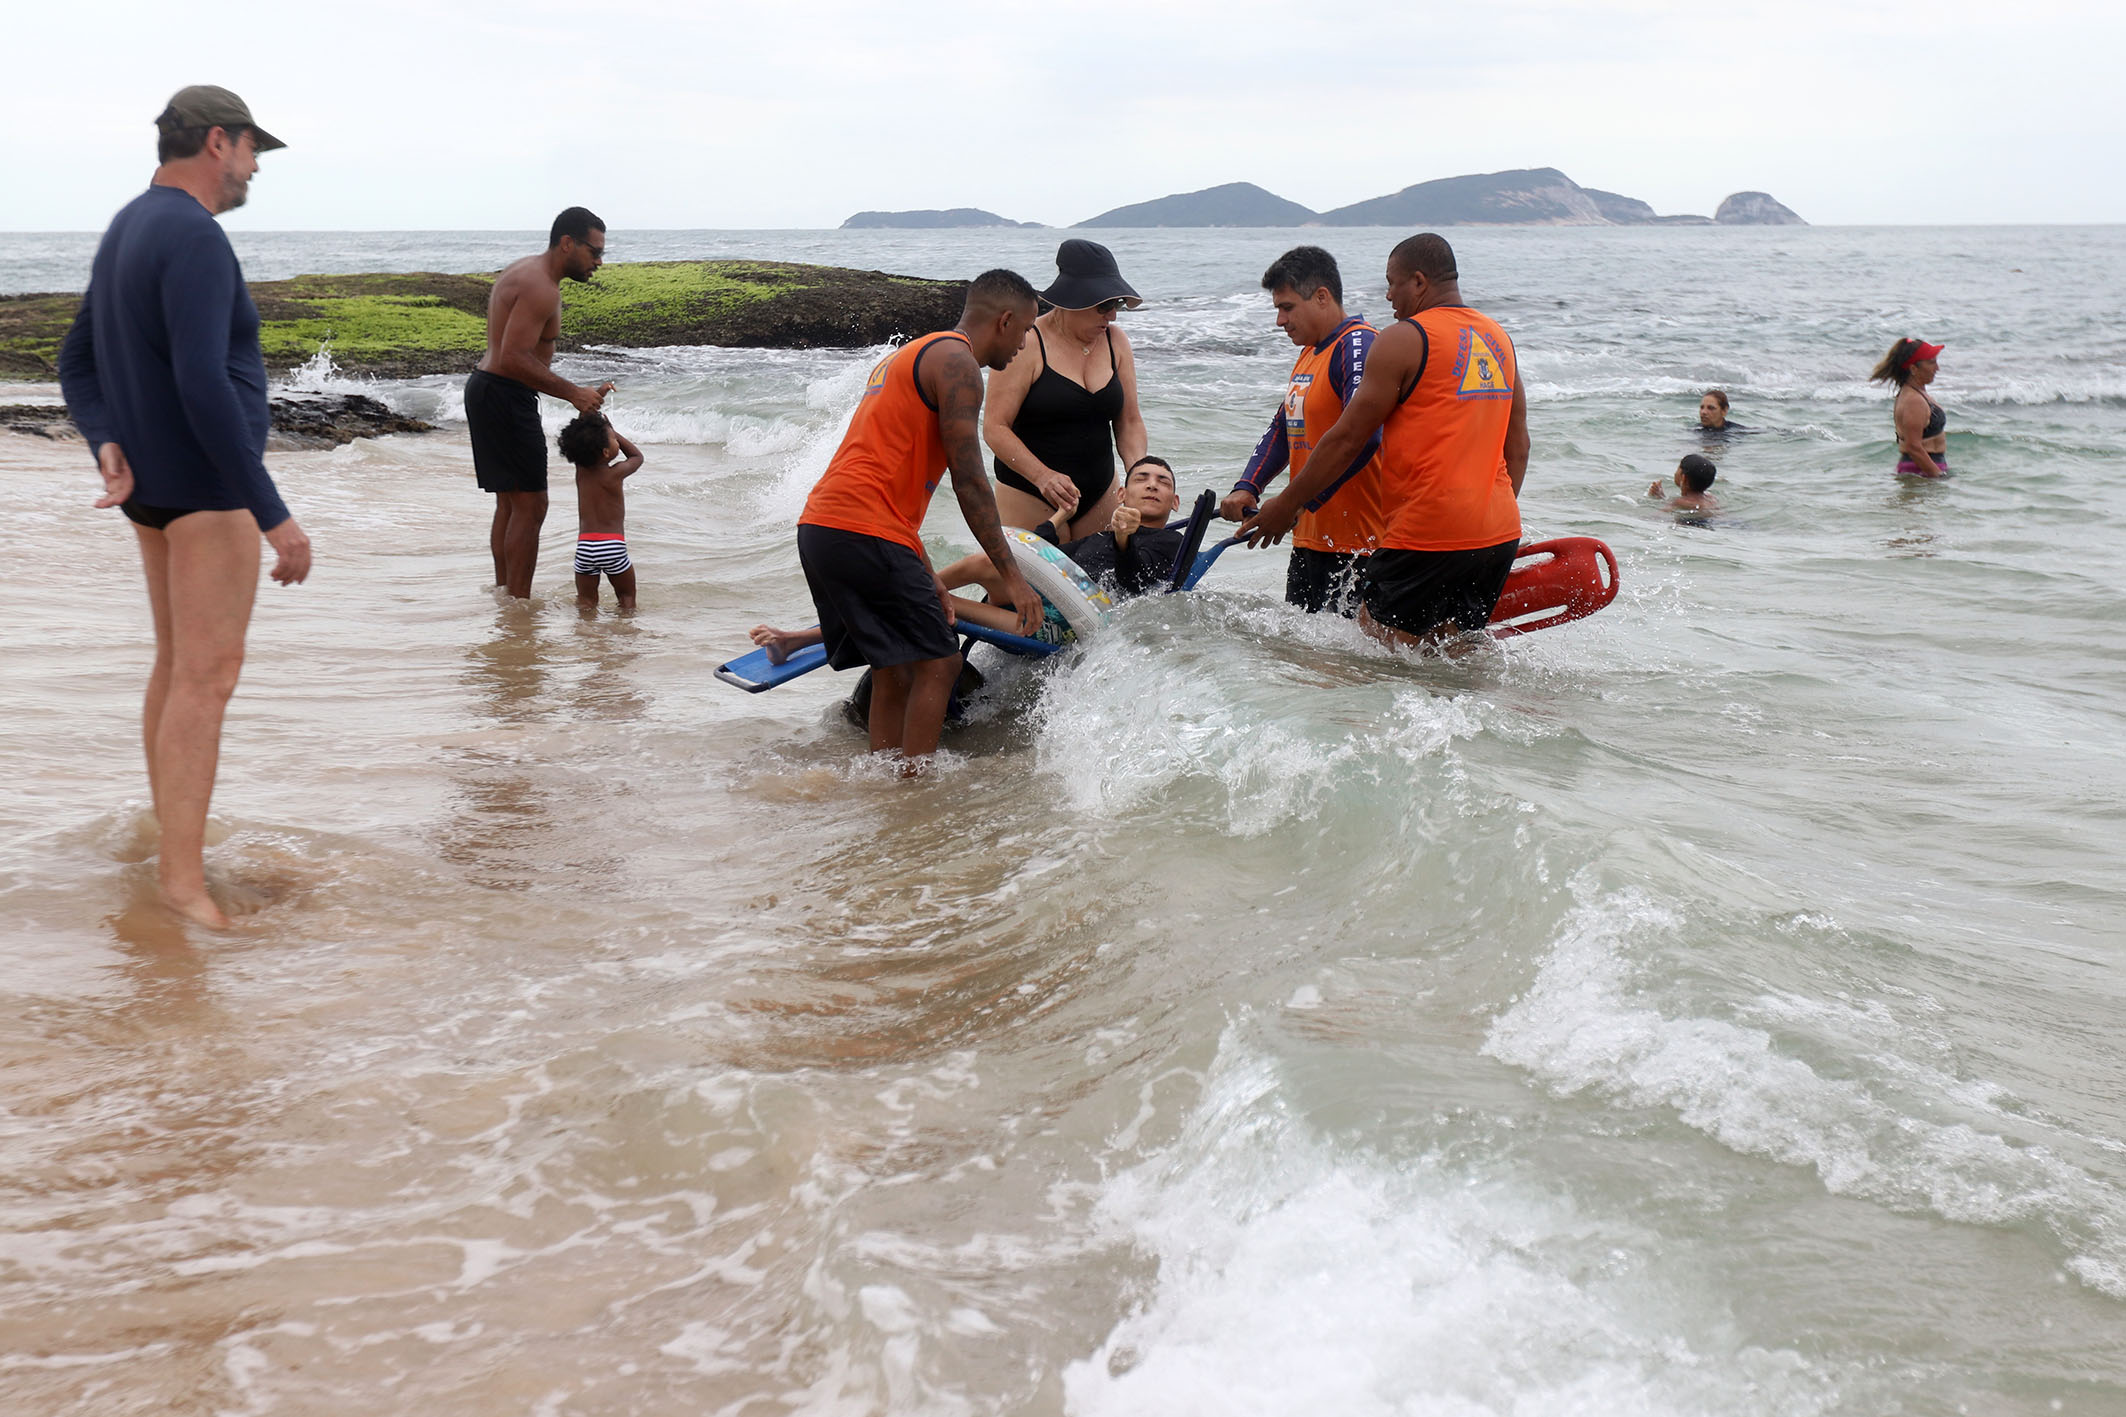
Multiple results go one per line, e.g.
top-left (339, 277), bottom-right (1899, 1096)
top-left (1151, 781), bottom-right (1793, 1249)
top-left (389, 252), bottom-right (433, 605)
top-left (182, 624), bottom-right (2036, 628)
top-left (993, 326), bottom-right (1123, 511)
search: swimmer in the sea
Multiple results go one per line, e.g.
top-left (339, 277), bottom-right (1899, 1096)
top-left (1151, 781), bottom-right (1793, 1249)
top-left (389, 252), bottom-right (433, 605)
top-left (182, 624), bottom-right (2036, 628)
top-left (558, 411), bottom-right (643, 610)
top-left (1869, 338), bottom-right (1948, 477)
top-left (750, 456), bottom-right (1185, 663)
top-left (1696, 389), bottom-right (1747, 437)
top-left (1649, 453), bottom-right (1719, 513)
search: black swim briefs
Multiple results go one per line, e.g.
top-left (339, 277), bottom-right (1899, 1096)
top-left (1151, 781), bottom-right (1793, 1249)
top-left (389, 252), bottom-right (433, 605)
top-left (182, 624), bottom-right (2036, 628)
top-left (1362, 540), bottom-right (1519, 640)
top-left (120, 500), bottom-right (202, 530)
top-left (797, 524), bottom-right (960, 671)
top-left (1286, 547), bottom-right (1368, 617)
top-left (466, 369), bottom-right (547, 494)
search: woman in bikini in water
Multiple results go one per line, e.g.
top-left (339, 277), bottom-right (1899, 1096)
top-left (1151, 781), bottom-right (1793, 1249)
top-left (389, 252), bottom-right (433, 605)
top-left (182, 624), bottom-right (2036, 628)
top-left (1869, 338), bottom-right (1948, 477)
top-left (985, 239), bottom-right (1149, 539)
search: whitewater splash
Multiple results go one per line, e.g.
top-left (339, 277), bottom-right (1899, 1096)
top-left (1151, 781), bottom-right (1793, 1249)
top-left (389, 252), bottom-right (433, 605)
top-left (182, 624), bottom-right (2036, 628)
top-left (1065, 1026), bottom-right (1852, 1417)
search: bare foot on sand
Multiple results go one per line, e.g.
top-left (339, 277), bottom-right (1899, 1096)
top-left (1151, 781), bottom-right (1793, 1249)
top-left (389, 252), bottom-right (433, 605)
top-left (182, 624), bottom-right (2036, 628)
top-left (749, 625), bottom-right (819, 665)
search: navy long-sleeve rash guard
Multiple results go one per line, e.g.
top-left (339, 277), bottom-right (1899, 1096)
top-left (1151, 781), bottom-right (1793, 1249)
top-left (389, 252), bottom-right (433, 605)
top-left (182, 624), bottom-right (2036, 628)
top-left (1233, 316), bottom-right (1382, 511)
top-left (58, 185), bottom-right (289, 530)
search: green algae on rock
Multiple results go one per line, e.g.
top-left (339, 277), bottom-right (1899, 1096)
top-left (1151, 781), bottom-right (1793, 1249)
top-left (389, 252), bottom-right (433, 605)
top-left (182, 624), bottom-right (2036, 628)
top-left (0, 261), bottom-right (969, 380)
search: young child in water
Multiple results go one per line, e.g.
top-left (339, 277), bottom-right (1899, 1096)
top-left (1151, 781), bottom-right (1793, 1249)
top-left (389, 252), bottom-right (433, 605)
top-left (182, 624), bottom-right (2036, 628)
top-left (1649, 453), bottom-right (1718, 513)
top-left (558, 412), bottom-right (645, 609)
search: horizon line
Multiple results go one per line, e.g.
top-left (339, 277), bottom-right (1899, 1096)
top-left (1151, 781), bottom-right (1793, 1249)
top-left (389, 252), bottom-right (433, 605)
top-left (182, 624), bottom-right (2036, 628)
top-left (6, 221), bottom-right (2126, 235)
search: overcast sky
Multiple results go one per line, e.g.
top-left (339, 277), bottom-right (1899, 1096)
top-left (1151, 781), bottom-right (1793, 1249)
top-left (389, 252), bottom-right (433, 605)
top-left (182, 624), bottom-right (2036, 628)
top-left (8, 0), bottom-right (2120, 231)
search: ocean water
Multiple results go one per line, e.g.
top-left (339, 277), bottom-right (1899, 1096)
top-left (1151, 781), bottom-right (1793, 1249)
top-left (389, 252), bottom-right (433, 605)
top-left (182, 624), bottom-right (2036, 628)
top-left (3, 226), bottom-right (2124, 1416)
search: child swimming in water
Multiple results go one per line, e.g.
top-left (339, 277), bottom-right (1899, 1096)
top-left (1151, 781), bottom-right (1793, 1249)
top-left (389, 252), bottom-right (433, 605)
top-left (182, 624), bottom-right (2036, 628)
top-left (558, 411), bottom-right (644, 609)
top-left (1649, 453), bottom-right (1718, 513)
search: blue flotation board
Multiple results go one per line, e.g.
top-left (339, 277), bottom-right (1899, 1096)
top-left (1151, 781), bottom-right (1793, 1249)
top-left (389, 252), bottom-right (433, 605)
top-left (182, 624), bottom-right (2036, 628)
top-left (714, 621), bottom-right (1063, 694)
top-left (714, 641), bottom-right (830, 693)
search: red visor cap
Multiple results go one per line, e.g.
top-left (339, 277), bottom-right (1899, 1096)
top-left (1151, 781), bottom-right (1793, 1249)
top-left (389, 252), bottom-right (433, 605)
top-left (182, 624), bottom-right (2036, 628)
top-left (1902, 340), bottom-right (1946, 366)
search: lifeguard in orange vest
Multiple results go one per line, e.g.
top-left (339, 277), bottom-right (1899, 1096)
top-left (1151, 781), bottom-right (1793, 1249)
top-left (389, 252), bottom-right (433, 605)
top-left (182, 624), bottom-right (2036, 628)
top-left (1220, 245), bottom-right (1385, 615)
top-left (796, 270), bottom-right (1042, 767)
top-left (1240, 233), bottom-right (1529, 649)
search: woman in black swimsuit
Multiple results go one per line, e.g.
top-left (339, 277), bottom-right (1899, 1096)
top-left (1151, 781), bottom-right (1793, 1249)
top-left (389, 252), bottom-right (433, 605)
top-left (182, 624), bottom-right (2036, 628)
top-left (1869, 338), bottom-right (1948, 476)
top-left (986, 240), bottom-right (1149, 538)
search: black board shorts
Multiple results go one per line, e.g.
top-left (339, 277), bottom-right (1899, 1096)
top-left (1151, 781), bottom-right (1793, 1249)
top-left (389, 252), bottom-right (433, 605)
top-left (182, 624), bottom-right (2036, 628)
top-left (466, 369), bottom-right (547, 494)
top-left (1362, 539), bottom-right (1519, 640)
top-left (797, 524), bottom-right (960, 671)
top-left (1286, 547), bottom-right (1367, 617)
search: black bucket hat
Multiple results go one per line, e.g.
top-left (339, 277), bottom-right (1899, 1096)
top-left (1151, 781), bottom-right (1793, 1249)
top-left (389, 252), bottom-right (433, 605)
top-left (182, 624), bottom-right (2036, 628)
top-left (1040, 239), bottom-right (1143, 311)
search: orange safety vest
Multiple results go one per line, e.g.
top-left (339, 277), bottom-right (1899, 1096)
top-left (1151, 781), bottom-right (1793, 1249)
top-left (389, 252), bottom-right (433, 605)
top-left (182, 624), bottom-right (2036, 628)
top-left (1377, 307), bottom-right (1521, 552)
top-left (1285, 320), bottom-right (1384, 555)
top-left (799, 331), bottom-right (968, 554)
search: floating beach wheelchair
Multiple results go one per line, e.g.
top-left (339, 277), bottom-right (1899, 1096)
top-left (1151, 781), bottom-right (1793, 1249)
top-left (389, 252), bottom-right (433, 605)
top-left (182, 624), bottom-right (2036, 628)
top-left (714, 491), bottom-right (1620, 694)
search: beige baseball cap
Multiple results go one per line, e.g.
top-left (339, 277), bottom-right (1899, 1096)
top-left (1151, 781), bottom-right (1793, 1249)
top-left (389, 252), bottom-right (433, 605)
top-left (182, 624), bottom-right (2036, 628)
top-left (155, 85), bottom-right (285, 152)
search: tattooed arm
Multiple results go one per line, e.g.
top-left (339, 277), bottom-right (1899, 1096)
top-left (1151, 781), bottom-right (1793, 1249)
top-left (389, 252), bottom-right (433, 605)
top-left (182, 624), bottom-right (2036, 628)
top-left (928, 340), bottom-right (1043, 638)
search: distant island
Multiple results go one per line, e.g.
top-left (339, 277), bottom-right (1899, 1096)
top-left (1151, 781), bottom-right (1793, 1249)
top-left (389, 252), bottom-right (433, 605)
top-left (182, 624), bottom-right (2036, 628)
top-left (1061, 169), bottom-right (1801, 229)
top-left (1585, 189), bottom-right (1711, 225)
top-left (841, 208), bottom-right (1040, 229)
top-left (1714, 191), bottom-right (1806, 226)
top-left (838, 173), bottom-right (1806, 232)
top-left (1078, 182), bottom-right (1319, 229)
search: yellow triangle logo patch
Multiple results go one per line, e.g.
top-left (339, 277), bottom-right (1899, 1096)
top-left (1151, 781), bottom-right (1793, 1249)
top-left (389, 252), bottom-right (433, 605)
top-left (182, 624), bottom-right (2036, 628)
top-left (861, 357), bottom-right (891, 398)
top-left (1455, 327), bottom-right (1510, 398)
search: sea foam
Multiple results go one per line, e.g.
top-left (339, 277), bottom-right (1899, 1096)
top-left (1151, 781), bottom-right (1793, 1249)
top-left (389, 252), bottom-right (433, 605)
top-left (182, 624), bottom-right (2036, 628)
top-left (1064, 1027), bottom-right (1850, 1417)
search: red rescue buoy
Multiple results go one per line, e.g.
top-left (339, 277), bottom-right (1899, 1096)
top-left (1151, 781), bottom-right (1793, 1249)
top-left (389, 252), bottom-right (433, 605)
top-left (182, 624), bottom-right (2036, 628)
top-left (1487, 537), bottom-right (1619, 639)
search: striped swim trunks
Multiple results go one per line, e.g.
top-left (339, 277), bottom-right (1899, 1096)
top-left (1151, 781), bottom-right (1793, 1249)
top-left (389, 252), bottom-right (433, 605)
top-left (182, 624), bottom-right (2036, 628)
top-left (574, 533), bottom-right (631, 576)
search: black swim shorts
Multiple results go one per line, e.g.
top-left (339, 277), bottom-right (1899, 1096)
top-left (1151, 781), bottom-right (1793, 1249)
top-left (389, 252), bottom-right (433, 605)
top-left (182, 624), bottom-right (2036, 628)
top-left (1286, 547), bottom-right (1367, 617)
top-left (466, 369), bottom-right (547, 494)
top-left (797, 524), bottom-right (960, 671)
top-left (1362, 539), bottom-right (1519, 640)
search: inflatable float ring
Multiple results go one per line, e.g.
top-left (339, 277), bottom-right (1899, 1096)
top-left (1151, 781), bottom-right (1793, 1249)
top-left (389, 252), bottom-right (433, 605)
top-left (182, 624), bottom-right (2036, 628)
top-left (1003, 528), bottom-right (1114, 644)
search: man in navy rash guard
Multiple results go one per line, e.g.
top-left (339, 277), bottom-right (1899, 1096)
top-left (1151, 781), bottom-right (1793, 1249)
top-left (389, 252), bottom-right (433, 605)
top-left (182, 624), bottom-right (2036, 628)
top-left (1219, 246), bottom-right (1386, 615)
top-left (58, 85), bottom-right (312, 930)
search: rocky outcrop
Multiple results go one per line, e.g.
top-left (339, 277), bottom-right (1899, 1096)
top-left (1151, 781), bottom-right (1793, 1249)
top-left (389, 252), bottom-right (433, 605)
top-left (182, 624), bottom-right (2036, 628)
top-left (560, 262), bottom-right (968, 357)
top-left (1078, 182), bottom-right (1319, 228)
top-left (1715, 192), bottom-right (1806, 225)
top-left (0, 405), bottom-right (76, 440)
top-left (267, 393), bottom-right (435, 448)
top-left (1, 261), bottom-right (969, 380)
top-left (2, 394), bottom-right (434, 448)
top-left (1585, 188), bottom-right (1658, 224)
top-left (842, 209), bottom-right (1038, 229)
